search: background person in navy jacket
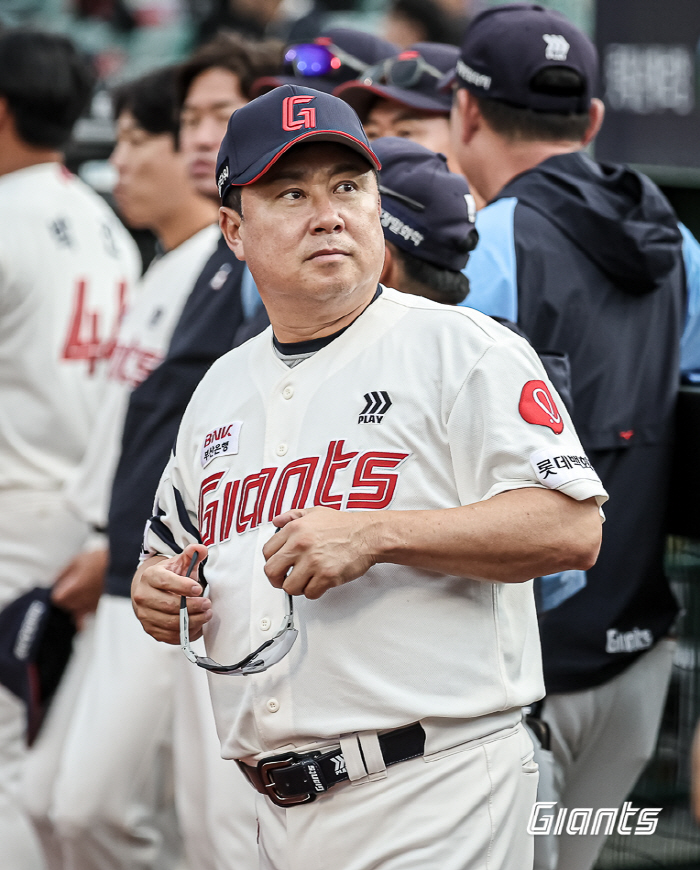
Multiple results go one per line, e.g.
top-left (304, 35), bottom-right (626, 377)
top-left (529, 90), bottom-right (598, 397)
top-left (450, 6), bottom-right (688, 870)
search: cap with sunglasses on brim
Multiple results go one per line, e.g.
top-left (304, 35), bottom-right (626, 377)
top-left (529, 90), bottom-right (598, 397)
top-left (216, 85), bottom-right (380, 202)
top-left (250, 29), bottom-right (399, 99)
top-left (373, 137), bottom-right (478, 273)
top-left (446, 3), bottom-right (597, 114)
top-left (334, 42), bottom-right (459, 120)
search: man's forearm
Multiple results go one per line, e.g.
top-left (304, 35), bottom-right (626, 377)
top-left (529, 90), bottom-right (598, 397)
top-left (265, 488), bottom-right (603, 599)
top-left (368, 488), bottom-right (601, 583)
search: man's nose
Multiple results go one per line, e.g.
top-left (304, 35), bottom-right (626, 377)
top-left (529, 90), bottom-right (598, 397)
top-left (110, 141), bottom-right (127, 172)
top-left (192, 116), bottom-right (223, 151)
top-left (311, 196), bottom-right (344, 234)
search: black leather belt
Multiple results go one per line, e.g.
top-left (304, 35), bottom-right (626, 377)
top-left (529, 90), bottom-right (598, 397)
top-left (237, 722), bottom-right (426, 807)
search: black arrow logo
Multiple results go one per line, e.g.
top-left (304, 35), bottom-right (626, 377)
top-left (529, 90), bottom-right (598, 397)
top-left (359, 391), bottom-right (392, 421)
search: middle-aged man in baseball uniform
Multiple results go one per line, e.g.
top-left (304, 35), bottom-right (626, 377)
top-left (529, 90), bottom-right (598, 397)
top-left (132, 86), bottom-right (607, 870)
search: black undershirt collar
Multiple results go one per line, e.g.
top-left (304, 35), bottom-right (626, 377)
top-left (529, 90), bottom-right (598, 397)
top-left (272, 285), bottom-right (383, 356)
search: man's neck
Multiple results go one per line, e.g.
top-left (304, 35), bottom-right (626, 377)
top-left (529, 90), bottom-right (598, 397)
top-left (0, 146), bottom-right (62, 178)
top-left (470, 137), bottom-right (581, 205)
top-left (155, 196), bottom-right (219, 253)
top-left (266, 281), bottom-right (378, 344)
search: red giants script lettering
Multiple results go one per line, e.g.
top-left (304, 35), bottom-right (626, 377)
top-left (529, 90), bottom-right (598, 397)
top-left (198, 440), bottom-right (409, 547)
top-left (282, 96), bottom-right (316, 131)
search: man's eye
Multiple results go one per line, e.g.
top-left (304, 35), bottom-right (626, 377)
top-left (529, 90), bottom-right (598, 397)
top-left (282, 190), bottom-right (303, 200)
top-left (121, 132), bottom-right (145, 147)
top-left (336, 182), bottom-right (356, 193)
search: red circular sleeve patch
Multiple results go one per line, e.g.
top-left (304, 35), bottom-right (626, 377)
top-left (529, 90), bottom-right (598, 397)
top-left (519, 380), bottom-right (564, 434)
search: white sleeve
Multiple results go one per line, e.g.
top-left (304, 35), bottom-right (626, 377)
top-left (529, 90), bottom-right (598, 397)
top-left (448, 332), bottom-right (609, 507)
top-left (141, 447), bottom-right (201, 561)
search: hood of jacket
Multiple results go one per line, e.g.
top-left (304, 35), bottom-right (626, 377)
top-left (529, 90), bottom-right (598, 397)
top-left (495, 151), bottom-right (682, 296)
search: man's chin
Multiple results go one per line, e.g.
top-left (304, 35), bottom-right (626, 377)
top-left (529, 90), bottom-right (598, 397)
top-left (190, 177), bottom-right (219, 201)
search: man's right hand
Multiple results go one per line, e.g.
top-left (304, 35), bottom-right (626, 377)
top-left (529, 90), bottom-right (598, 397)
top-left (131, 543), bottom-right (211, 644)
top-left (52, 547), bottom-right (109, 629)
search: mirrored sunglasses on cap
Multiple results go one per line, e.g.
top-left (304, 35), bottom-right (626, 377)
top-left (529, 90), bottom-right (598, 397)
top-left (285, 39), bottom-right (369, 78)
top-left (179, 551), bottom-right (298, 676)
top-left (361, 51), bottom-right (445, 90)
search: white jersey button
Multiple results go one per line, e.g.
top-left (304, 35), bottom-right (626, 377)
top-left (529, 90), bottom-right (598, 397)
top-left (259, 617), bottom-right (271, 631)
top-left (266, 698), bottom-right (280, 713)
top-left (282, 385), bottom-right (294, 399)
top-left (276, 443), bottom-right (288, 457)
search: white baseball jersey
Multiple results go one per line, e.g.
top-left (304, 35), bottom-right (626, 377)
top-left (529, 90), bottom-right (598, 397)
top-left (65, 223), bottom-right (220, 530)
top-left (0, 162), bottom-right (140, 493)
top-left (143, 287), bottom-right (608, 762)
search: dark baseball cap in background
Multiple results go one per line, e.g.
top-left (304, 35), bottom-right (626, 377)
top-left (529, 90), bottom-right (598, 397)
top-left (216, 85), bottom-right (380, 201)
top-left (0, 587), bottom-right (75, 745)
top-left (373, 137), bottom-right (478, 273)
top-left (251, 29), bottom-right (399, 98)
top-left (450, 3), bottom-right (597, 114)
top-left (335, 42), bottom-right (459, 120)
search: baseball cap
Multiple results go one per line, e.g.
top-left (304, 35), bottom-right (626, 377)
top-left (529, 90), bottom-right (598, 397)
top-left (0, 587), bottom-right (76, 745)
top-left (335, 43), bottom-right (459, 120)
top-left (216, 85), bottom-right (380, 201)
top-left (449, 3), bottom-right (597, 114)
top-left (251, 29), bottom-right (399, 98)
top-left (373, 137), bottom-right (478, 272)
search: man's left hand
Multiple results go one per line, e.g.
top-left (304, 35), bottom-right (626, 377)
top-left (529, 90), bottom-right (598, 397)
top-left (263, 507), bottom-right (376, 599)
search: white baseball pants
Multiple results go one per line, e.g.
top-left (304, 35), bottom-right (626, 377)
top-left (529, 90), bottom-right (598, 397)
top-left (22, 594), bottom-right (258, 870)
top-left (0, 489), bottom-right (88, 870)
top-left (256, 722), bottom-right (538, 870)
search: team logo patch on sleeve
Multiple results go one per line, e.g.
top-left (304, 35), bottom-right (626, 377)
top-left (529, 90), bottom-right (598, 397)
top-left (519, 380), bottom-right (563, 434)
top-left (201, 422), bottom-right (242, 468)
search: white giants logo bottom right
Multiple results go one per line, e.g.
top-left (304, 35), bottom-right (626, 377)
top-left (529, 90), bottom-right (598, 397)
top-left (528, 802), bottom-right (661, 837)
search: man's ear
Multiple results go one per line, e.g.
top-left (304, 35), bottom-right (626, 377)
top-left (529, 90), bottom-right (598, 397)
top-left (582, 98), bottom-right (605, 147)
top-left (380, 240), bottom-right (406, 292)
top-left (451, 88), bottom-right (482, 146)
top-left (219, 207), bottom-right (245, 261)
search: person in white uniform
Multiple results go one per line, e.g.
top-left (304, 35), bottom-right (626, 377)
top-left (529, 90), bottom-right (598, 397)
top-left (21, 67), bottom-right (222, 870)
top-left (24, 38), bottom-right (283, 870)
top-left (0, 30), bottom-right (140, 870)
top-left (131, 86), bottom-right (608, 870)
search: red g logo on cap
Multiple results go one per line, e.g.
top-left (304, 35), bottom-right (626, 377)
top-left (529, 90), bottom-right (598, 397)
top-left (519, 380), bottom-right (564, 434)
top-left (282, 96), bottom-right (317, 131)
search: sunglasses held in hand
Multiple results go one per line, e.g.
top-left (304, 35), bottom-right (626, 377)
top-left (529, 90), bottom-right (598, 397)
top-left (179, 550), bottom-right (298, 676)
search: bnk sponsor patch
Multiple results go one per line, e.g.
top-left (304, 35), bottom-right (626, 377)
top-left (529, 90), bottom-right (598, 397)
top-left (201, 421), bottom-right (242, 468)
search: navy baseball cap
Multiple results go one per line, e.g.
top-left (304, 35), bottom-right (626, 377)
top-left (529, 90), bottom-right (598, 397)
top-left (335, 43), bottom-right (459, 120)
top-left (373, 137), bottom-right (478, 272)
top-left (251, 29), bottom-right (399, 98)
top-left (0, 587), bottom-right (75, 745)
top-left (450, 3), bottom-right (597, 114)
top-left (216, 85), bottom-right (380, 201)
